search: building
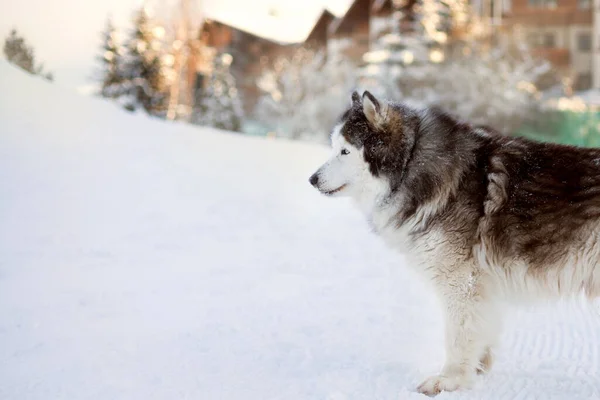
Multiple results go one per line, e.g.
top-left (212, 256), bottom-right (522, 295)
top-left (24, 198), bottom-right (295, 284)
top-left (192, 0), bottom-right (597, 120)
top-left (197, 19), bottom-right (296, 113)
top-left (594, 0), bottom-right (600, 89)
top-left (304, 9), bottom-right (336, 50)
top-left (501, 0), bottom-right (594, 90)
top-left (327, 0), bottom-right (372, 62)
top-left (193, 0), bottom-right (394, 115)
top-left (193, 1), bottom-right (378, 114)
top-left (198, 0), bottom-right (597, 118)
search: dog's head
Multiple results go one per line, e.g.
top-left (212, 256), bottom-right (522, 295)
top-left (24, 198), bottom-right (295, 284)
top-left (309, 91), bottom-right (418, 198)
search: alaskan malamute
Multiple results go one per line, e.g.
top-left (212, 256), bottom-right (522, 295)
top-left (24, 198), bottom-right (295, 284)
top-left (309, 91), bottom-right (600, 395)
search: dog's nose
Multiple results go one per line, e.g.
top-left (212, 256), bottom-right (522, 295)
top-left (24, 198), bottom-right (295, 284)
top-left (309, 173), bottom-right (319, 187)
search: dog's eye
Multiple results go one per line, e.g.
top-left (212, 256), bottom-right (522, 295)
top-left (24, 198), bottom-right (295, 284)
top-left (341, 149), bottom-right (350, 156)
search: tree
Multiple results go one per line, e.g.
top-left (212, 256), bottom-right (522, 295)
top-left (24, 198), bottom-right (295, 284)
top-left (388, 41), bottom-right (548, 133)
top-left (96, 18), bottom-right (126, 99)
top-left (363, 1), bottom-right (549, 135)
top-left (254, 47), bottom-right (358, 142)
top-left (192, 53), bottom-right (243, 132)
top-left (123, 8), bottom-right (170, 115)
top-left (3, 29), bottom-right (53, 81)
top-left (364, 0), bottom-right (475, 96)
top-left (3, 29), bottom-right (34, 73)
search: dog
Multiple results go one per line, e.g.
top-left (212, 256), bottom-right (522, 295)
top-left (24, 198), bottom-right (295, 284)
top-left (309, 91), bottom-right (600, 396)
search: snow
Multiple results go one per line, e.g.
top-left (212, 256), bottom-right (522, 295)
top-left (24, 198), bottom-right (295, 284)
top-left (202, 8), bottom-right (320, 45)
top-left (1, 61), bottom-right (600, 399)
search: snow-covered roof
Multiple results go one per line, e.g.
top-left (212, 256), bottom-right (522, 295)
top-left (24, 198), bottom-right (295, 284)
top-left (203, 8), bottom-right (324, 44)
top-left (201, 3), bottom-right (351, 45)
top-left (148, 0), bottom-right (350, 44)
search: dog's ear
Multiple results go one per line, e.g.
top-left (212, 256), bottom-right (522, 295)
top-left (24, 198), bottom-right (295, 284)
top-left (351, 91), bottom-right (361, 107)
top-left (362, 91), bottom-right (387, 126)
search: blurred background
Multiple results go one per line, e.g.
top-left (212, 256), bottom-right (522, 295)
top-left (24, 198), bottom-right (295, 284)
top-left (1, 0), bottom-right (598, 144)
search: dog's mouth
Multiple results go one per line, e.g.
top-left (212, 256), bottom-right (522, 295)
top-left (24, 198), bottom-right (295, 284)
top-left (322, 184), bottom-right (347, 196)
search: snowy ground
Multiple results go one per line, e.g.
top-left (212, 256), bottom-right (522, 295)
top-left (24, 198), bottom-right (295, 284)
top-left (1, 62), bottom-right (600, 399)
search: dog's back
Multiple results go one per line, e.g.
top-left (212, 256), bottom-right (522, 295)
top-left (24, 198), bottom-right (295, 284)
top-left (473, 134), bottom-right (600, 299)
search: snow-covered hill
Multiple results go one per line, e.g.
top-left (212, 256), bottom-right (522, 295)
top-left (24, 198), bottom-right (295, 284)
top-left (1, 62), bottom-right (599, 399)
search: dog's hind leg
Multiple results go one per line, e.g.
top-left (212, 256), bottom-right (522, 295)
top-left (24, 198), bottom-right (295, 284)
top-left (417, 266), bottom-right (500, 396)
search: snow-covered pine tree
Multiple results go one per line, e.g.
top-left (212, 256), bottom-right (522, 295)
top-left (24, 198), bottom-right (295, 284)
top-left (3, 29), bottom-right (35, 74)
top-left (191, 53), bottom-right (243, 132)
top-left (364, 0), bottom-right (452, 98)
top-left (365, 0), bottom-right (479, 90)
top-left (364, 0), bottom-right (547, 134)
top-left (123, 7), bottom-right (169, 116)
top-left (96, 18), bottom-right (126, 99)
top-left (3, 29), bottom-right (53, 80)
top-left (35, 63), bottom-right (53, 81)
top-left (254, 47), bottom-right (357, 142)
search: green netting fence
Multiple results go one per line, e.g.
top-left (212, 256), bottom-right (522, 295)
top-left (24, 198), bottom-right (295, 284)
top-left (517, 110), bottom-right (600, 147)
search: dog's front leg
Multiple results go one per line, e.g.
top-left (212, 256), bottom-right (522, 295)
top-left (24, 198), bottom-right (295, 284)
top-left (417, 268), bottom-right (497, 396)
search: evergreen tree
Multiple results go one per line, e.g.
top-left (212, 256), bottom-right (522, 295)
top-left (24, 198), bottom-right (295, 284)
top-left (364, 0), bottom-right (475, 96)
top-left (3, 29), bottom-right (53, 80)
top-left (366, 0), bottom-right (549, 136)
top-left (123, 8), bottom-right (169, 115)
top-left (96, 18), bottom-right (125, 99)
top-left (364, 0), bottom-right (436, 97)
top-left (254, 47), bottom-right (357, 142)
top-left (35, 64), bottom-right (53, 81)
top-left (192, 53), bottom-right (243, 132)
top-left (4, 29), bottom-right (35, 73)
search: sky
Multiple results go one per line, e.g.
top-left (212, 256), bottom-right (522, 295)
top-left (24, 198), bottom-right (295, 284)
top-left (0, 0), bottom-right (352, 90)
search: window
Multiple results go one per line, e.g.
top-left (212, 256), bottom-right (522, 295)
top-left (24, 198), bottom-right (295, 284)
top-left (578, 33), bottom-right (591, 52)
top-left (575, 73), bottom-right (592, 90)
top-left (527, 33), bottom-right (540, 47)
top-left (527, 33), bottom-right (554, 48)
top-left (528, 0), bottom-right (557, 8)
top-left (543, 33), bottom-right (555, 48)
top-left (578, 0), bottom-right (591, 8)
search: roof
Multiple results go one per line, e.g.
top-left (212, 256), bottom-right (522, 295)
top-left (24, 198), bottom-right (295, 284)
top-left (305, 9), bottom-right (335, 43)
top-left (201, 4), bottom-right (350, 45)
top-left (202, 10), bottom-right (311, 44)
top-left (147, 1), bottom-right (352, 44)
top-left (328, 0), bottom-right (372, 36)
top-left (201, 17), bottom-right (288, 46)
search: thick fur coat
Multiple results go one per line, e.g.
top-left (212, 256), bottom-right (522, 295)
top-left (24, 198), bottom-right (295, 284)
top-left (309, 91), bottom-right (600, 395)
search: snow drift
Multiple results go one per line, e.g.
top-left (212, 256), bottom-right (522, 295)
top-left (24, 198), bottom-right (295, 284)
top-left (1, 62), bottom-right (599, 399)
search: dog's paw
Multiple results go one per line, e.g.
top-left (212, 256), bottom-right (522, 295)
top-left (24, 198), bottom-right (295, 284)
top-left (416, 373), bottom-right (473, 397)
top-left (477, 347), bottom-right (494, 375)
